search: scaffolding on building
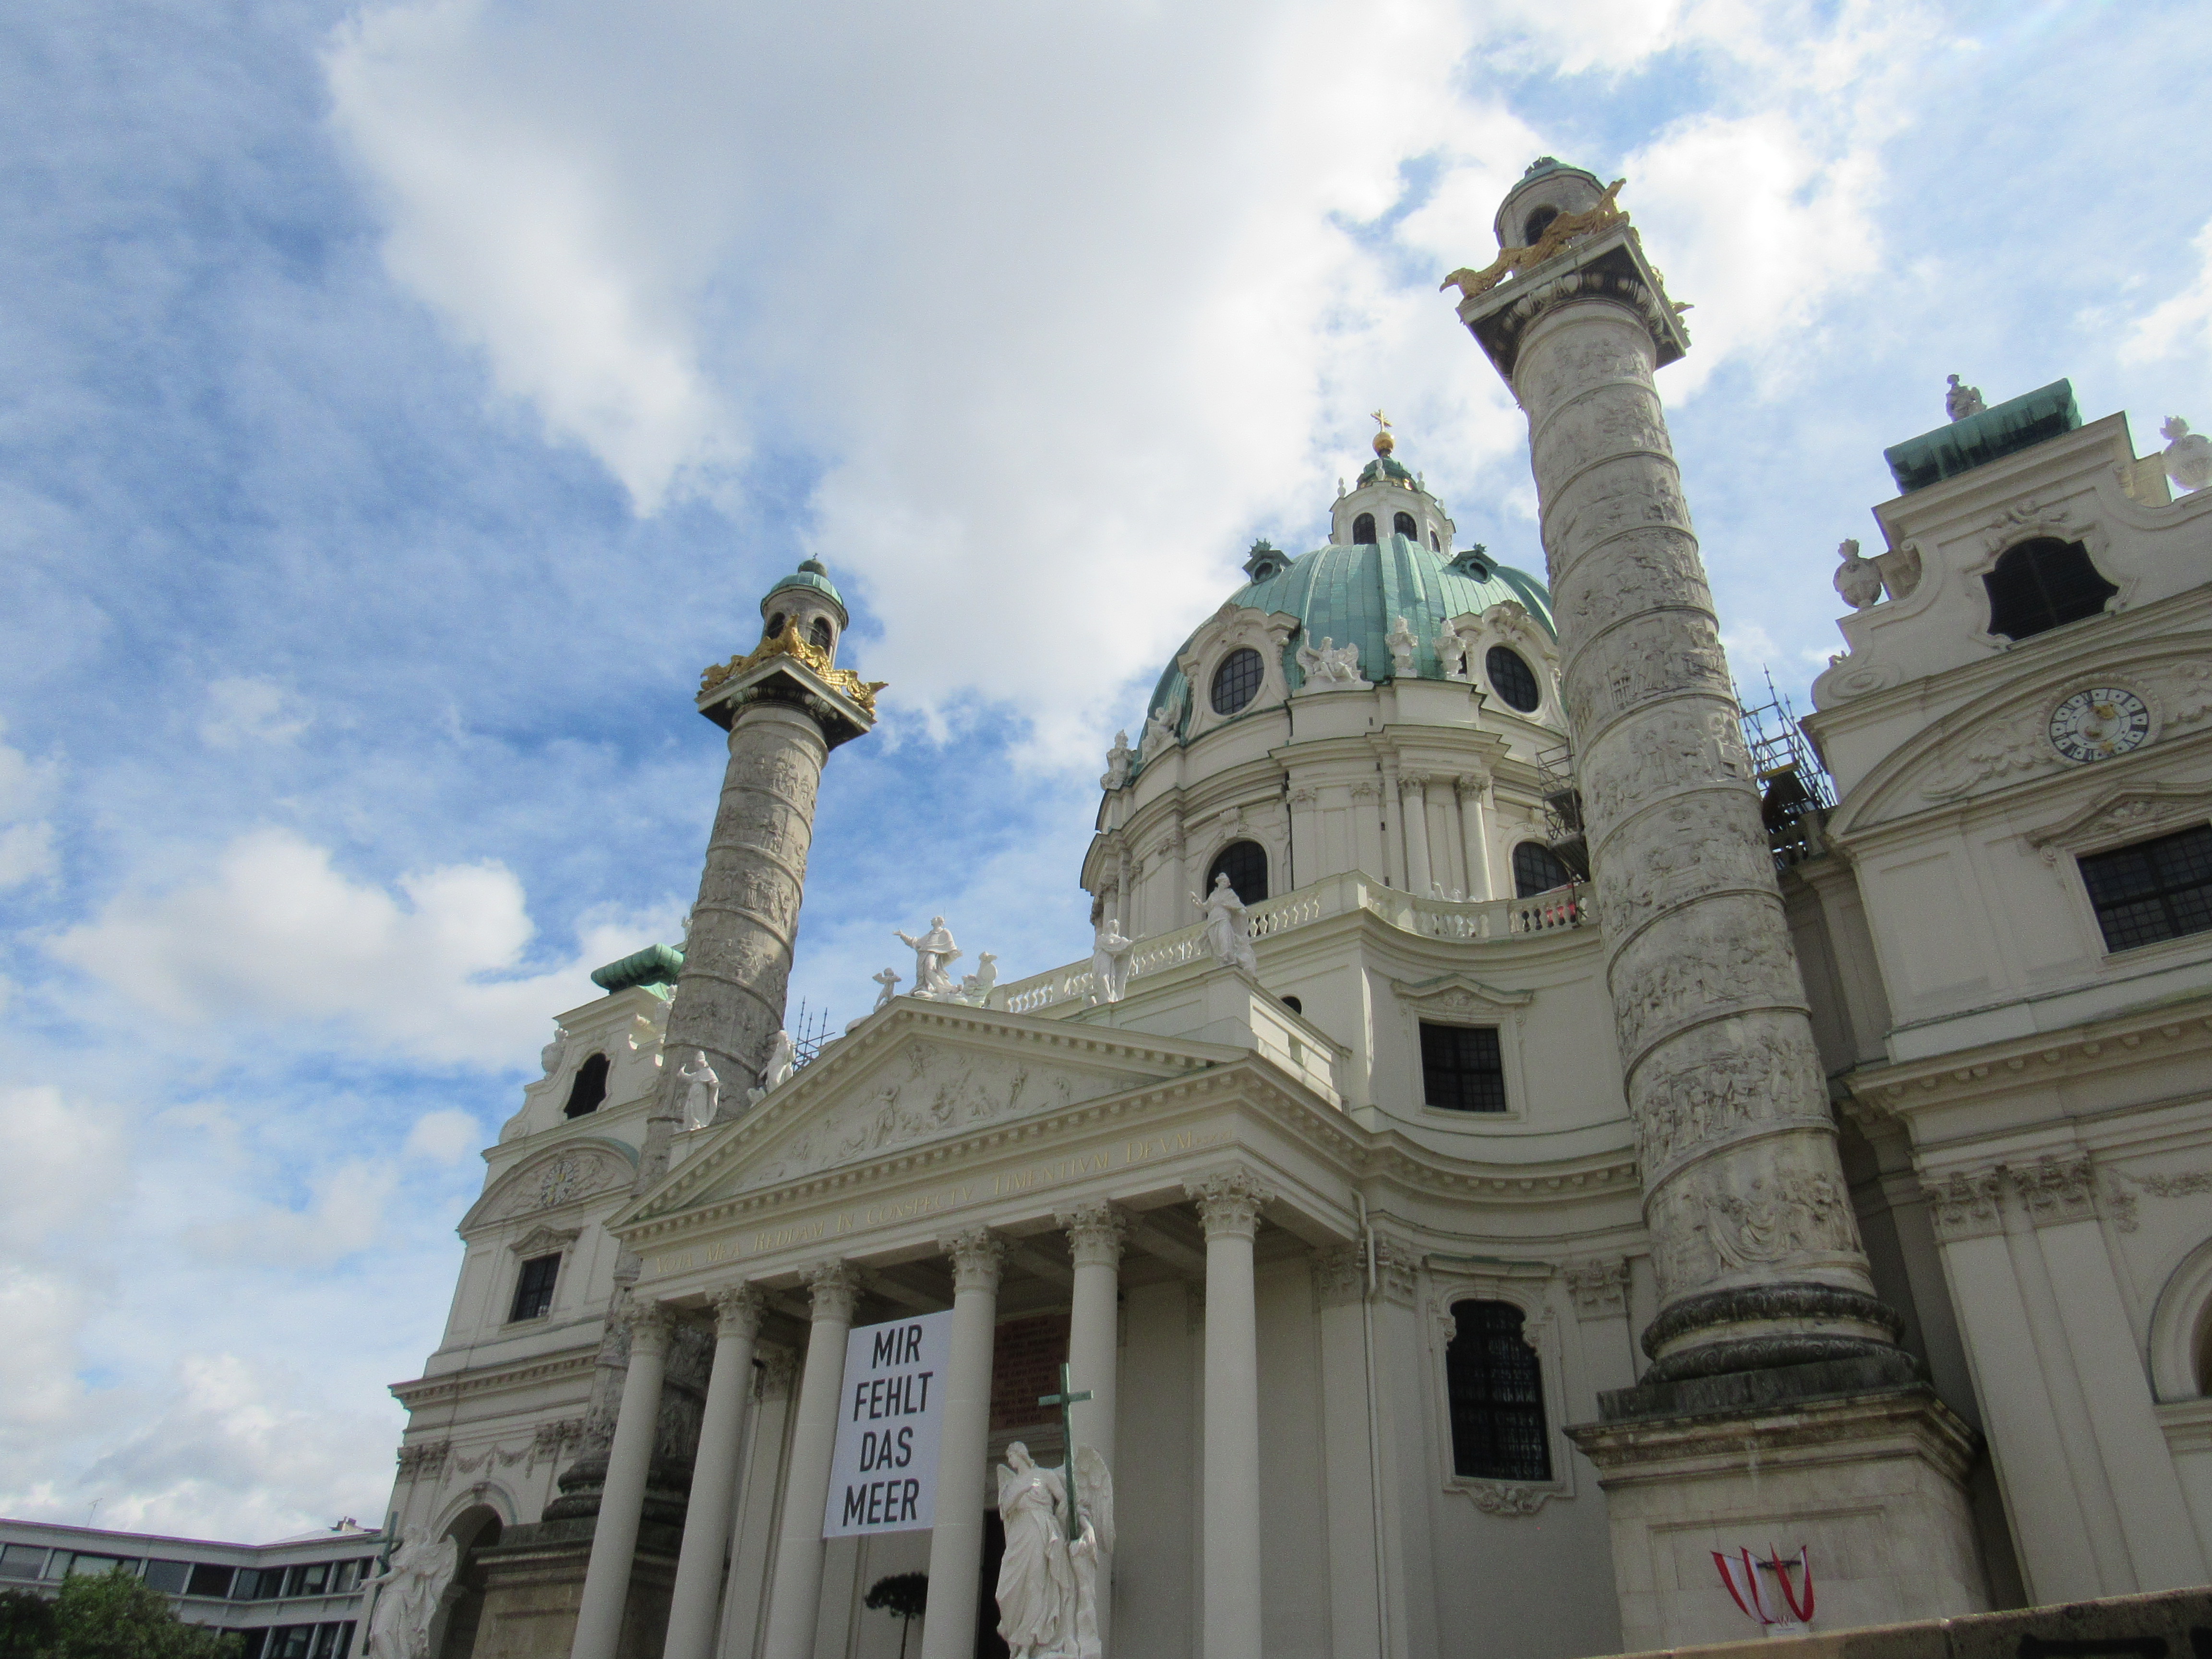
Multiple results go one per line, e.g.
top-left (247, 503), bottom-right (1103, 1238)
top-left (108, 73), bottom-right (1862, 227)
top-left (1532, 670), bottom-right (1835, 878)
top-left (789, 999), bottom-right (839, 1070)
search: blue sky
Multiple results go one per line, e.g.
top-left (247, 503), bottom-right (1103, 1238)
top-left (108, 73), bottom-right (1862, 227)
top-left (2, 0), bottom-right (2209, 1540)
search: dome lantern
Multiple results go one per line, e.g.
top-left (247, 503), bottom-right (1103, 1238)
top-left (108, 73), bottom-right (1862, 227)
top-left (1330, 413), bottom-right (1456, 553)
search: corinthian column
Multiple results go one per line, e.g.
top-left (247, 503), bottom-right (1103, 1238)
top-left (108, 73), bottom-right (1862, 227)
top-left (1452, 165), bottom-right (1902, 1385)
top-left (1059, 1202), bottom-right (1126, 1655)
top-left (919, 1229), bottom-right (1005, 1659)
top-left (570, 1303), bottom-right (674, 1659)
top-left (759, 1262), bottom-right (859, 1659)
top-left (663, 1286), bottom-right (763, 1659)
top-left (1189, 1169), bottom-right (1273, 1659)
top-left (1398, 774), bottom-right (1433, 895)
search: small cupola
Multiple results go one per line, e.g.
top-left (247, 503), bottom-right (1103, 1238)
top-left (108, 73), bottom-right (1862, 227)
top-left (1243, 538), bottom-right (1293, 583)
top-left (1493, 156), bottom-right (1610, 253)
top-left (759, 556), bottom-right (850, 662)
top-left (1330, 413), bottom-right (1457, 553)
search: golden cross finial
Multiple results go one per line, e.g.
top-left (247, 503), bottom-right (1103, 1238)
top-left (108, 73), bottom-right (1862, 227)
top-left (1371, 408), bottom-right (1391, 433)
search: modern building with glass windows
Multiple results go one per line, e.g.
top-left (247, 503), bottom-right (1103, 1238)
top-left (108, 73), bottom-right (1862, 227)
top-left (0, 1517), bottom-right (382, 1659)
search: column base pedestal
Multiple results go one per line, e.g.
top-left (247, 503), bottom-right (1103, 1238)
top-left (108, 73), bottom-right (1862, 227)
top-left (469, 1518), bottom-right (682, 1659)
top-left (1567, 1365), bottom-right (1989, 1654)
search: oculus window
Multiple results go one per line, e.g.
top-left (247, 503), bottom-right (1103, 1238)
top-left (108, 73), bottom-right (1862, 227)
top-left (511, 1253), bottom-right (561, 1321)
top-left (1486, 647), bottom-right (1542, 713)
top-left (2079, 824), bottom-right (2212, 951)
top-left (1211, 647), bottom-right (1264, 715)
top-left (1444, 1300), bottom-right (1553, 1481)
top-left (1352, 513), bottom-right (1377, 544)
top-left (1419, 1021), bottom-right (1507, 1113)
top-left (1208, 839), bottom-right (1268, 904)
top-left (1983, 538), bottom-right (2117, 641)
top-left (563, 1053), bottom-right (609, 1118)
top-left (1512, 841), bottom-right (1572, 898)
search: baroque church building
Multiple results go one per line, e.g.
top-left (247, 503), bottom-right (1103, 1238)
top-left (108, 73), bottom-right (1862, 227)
top-left (369, 161), bottom-right (2212, 1659)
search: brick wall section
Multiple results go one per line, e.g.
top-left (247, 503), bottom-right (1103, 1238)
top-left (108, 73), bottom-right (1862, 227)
top-left (989, 1314), bottom-right (1070, 1433)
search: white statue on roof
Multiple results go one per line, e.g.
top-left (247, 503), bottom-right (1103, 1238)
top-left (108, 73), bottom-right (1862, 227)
top-left (1833, 538), bottom-right (1884, 609)
top-left (1434, 621), bottom-right (1470, 682)
top-left (678, 1050), bottom-right (719, 1130)
top-left (1191, 873), bottom-right (1260, 975)
top-left (1386, 615), bottom-right (1419, 676)
top-left (1945, 374), bottom-right (1985, 421)
top-left (896, 917), bottom-right (962, 998)
top-left (871, 966), bottom-right (901, 1010)
top-left (1297, 636), bottom-right (1365, 688)
top-left (956, 952), bottom-right (1000, 1005)
top-left (2162, 417), bottom-right (2212, 493)
top-left (1140, 700), bottom-right (1180, 761)
top-left (1090, 916), bottom-right (1132, 1004)
top-left (1100, 730), bottom-right (1133, 790)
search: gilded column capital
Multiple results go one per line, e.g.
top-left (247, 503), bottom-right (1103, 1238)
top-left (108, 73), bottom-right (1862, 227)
top-left (712, 1284), bottom-right (765, 1340)
top-left (802, 1259), bottom-right (861, 1322)
top-left (1056, 1201), bottom-right (1129, 1269)
top-left (943, 1227), bottom-right (1007, 1293)
top-left (626, 1300), bottom-right (678, 1358)
top-left (1186, 1167), bottom-right (1275, 1241)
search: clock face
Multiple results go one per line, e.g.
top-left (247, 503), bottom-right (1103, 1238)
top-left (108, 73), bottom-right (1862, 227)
top-left (2048, 687), bottom-right (2152, 763)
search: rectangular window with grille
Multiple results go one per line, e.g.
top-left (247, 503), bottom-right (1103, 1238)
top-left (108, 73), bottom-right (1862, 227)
top-left (509, 1253), bottom-right (561, 1322)
top-left (1444, 1300), bottom-right (1552, 1481)
top-left (1419, 1022), bottom-right (1507, 1112)
top-left (2079, 824), bottom-right (2212, 951)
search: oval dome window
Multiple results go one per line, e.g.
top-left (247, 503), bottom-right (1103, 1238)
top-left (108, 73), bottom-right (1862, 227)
top-left (1211, 647), bottom-right (1264, 715)
top-left (1485, 646), bottom-right (1542, 713)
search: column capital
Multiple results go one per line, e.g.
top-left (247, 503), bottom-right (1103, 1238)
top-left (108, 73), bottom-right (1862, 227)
top-left (1921, 1167), bottom-right (2007, 1243)
top-left (2016, 1154), bottom-right (2100, 1229)
top-left (802, 1259), bottom-right (861, 1322)
top-left (712, 1284), bottom-right (765, 1340)
top-left (1187, 1167), bottom-right (1275, 1241)
top-left (1400, 770), bottom-right (1430, 793)
top-left (1056, 1201), bottom-right (1129, 1268)
top-left (626, 1299), bottom-right (678, 1357)
top-left (1563, 1257), bottom-right (1631, 1319)
top-left (1455, 771), bottom-right (1489, 798)
top-left (943, 1228), bottom-right (1007, 1293)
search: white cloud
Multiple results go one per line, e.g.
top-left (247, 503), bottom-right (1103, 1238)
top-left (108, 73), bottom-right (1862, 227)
top-left (48, 828), bottom-right (647, 1067)
top-left (325, 0), bottom-right (1936, 762)
top-left (403, 1108), bottom-right (484, 1166)
top-left (201, 677), bottom-right (312, 749)
top-left (2122, 218), bottom-right (2212, 366)
top-left (0, 721), bottom-right (60, 888)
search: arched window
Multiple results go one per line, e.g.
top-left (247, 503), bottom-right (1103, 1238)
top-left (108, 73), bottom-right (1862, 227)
top-left (1983, 538), bottom-right (2116, 641)
top-left (1281, 995), bottom-right (1303, 1015)
top-left (763, 611), bottom-right (787, 642)
top-left (1512, 842), bottom-right (1571, 898)
top-left (1393, 511), bottom-right (1418, 539)
top-left (564, 1053), bottom-right (609, 1118)
top-left (1486, 646), bottom-right (1542, 713)
top-left (1431, 531), bottom-right (1441, 551)
top-left (810, 616), bottom-right (834, 650)
top-left (1445, 1301), bottom-right (1552, 1481)
top-left (1352, 513), bottom-right (1377, 544)
top-left (1523, 205), bottom-right (1560, 244)
top-left (1211, 648), bottom-right (1264, 715)
top-left (1208, 840), bottom-right (1268, 904)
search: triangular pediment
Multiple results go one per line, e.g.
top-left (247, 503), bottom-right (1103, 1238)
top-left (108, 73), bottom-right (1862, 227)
top-left (627, 1003), bottom-right (1237, 1223)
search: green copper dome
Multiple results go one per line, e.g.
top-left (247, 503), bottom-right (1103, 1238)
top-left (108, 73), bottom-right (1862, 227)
top-left (763, 557), bottom-right (849, 626)
top-left (1140, 535), bottom-right (1554, 757)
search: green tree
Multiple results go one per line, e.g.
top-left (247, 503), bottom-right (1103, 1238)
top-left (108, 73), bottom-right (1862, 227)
top-left (12, 1571), bottom-right (238, 1659)
top-left (0, 1589), bottom-right (60, 1659)
top-left (861, 1572), bottom-right (927, 1659)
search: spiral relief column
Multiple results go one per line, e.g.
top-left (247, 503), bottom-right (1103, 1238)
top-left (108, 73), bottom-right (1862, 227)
top-left (1452, 161), bottom-right (1905, 1386)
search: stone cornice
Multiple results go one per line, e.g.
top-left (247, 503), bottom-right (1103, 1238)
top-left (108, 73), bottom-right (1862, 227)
top-left (389, 1348), bottom-right (598, 1411)
top-left (1843, 998), bottom-right (2212, 1124)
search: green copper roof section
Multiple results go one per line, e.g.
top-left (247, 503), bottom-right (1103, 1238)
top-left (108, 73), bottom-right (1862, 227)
top-left (763, 557), bottom-right (850, 625)
top-left (1138, 537), bottom-right (1553, 760)
top-left (590, 943), bottom-right (684, 997)
top-left (1884, 380), bottom-right (2081, 493)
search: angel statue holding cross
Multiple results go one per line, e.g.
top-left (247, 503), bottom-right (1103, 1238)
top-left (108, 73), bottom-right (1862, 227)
top-left (994, 1439), bottom-right (1114, 1659)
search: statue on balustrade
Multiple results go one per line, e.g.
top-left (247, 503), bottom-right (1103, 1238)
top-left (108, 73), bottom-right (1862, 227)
top-left (1192, 873), bottom-right (1260, 975)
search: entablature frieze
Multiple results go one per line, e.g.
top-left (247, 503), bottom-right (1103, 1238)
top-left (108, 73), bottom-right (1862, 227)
top-left (389, 1348), bottom-right (599, 1412)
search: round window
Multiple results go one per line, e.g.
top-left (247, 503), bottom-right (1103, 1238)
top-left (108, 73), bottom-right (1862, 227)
top-left (1485, 646), bottom-right (1542, 713)
top-left (1211, 648), bottom-right (1264, 715)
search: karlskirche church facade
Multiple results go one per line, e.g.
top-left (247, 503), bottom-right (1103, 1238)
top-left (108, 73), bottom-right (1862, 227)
top-left (368, 162), bottom-right (2212, 1659)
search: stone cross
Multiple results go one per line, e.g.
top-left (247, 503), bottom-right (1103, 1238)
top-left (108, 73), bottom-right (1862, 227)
top-left (1037, 1362), bottom-right (1093, 1542)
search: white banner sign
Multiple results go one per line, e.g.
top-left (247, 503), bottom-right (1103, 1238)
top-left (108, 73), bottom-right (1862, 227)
top-left (822, 1310), bottom-right (953, 1538)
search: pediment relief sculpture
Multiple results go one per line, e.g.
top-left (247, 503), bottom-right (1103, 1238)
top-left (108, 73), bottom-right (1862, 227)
top-left (2022, 782), bottom-right (2212, 865)
top-left (467, 1140), bottom-right (637, 1230)
top-left (643, 1025), bottom-right (1206, 1213)
top-left (1391, 974), bottom-right (1535, 1021)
